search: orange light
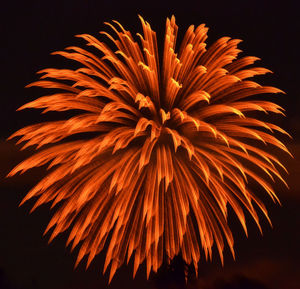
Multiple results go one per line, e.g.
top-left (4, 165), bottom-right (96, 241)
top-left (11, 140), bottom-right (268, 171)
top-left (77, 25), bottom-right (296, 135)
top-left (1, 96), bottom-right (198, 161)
top-left (8, 15), bottom-right (291, 282)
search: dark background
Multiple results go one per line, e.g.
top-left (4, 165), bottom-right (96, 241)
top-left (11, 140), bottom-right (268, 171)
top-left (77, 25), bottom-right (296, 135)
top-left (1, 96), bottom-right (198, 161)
top-left (1, 1), bottom-right (299, 289)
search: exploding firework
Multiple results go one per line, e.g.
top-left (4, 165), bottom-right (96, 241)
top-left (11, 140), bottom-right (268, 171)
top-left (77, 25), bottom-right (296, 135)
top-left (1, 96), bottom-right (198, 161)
top-left (8, 15), bottom-right (290, 282)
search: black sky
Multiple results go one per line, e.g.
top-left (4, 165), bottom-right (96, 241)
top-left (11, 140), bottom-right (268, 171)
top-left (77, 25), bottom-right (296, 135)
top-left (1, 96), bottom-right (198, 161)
top-left (1, 1), bottom-right (300, 289)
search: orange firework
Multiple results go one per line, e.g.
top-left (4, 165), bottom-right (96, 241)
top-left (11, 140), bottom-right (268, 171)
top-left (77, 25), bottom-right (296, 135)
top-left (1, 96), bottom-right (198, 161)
top-left (8, 16), bottom-right (290, 282)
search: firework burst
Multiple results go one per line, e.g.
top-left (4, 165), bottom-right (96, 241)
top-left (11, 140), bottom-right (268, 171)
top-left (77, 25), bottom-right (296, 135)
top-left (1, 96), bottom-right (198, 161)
top-left (8, 16), bottom-right (290, 282)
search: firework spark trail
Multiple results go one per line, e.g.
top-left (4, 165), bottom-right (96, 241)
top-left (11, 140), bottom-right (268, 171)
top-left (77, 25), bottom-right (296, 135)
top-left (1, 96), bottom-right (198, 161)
top-left (8, 15), bottom-right (291, 282)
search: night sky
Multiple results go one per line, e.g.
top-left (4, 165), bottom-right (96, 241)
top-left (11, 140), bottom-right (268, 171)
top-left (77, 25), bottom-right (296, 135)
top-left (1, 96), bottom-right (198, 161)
top-left (1, 1), bottom-right (299, 289)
